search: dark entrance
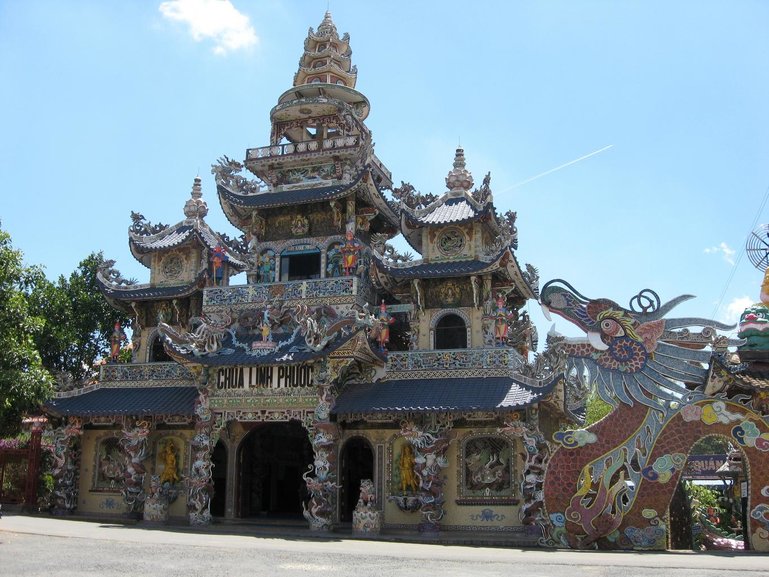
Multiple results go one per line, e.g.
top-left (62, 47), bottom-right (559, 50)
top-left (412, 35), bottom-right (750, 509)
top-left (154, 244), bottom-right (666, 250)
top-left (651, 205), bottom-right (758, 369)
top-left (238, 421), bottom-right (313, 518)
top-left (210, 440), bottom-right (227, 517)
top-left (435, 313), bottom-right (467, 349)
top-left (339, 437), bottom-right (374, 522)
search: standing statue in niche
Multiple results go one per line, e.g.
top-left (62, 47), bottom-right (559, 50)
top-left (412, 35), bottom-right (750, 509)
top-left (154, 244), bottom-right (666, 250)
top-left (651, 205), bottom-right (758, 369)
top-left (210, 245), bottom-right (228, 286)
top-left (110, 322), bottom-right (126, 363)
top-left (257, 251), bottom-right (275, 283)
top-left (326, 243), bottom-right (343, 277)
top-left (159, 440), bottom-right (179, 485)
top-left (374, 301), bottom-right (395, 352)
top-left (340, 229), bottom-right (362, 276)
top-left (399, 444), bottom-right (419, 493)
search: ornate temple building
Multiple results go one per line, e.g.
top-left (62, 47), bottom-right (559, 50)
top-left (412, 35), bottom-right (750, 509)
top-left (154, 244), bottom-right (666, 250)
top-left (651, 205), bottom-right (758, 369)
top-left (42, 12), bottom-right (575, 539)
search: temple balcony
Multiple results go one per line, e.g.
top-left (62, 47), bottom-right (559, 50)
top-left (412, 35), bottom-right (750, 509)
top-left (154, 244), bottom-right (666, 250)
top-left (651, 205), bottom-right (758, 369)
top-left (384, 347), bottom-right (549, 388)
top-left (245, 135), bottom-right (362, 168)
top-left (244, 136), bottom-right (391, 189)
top-left (203, 275), bottom-right (374, 313)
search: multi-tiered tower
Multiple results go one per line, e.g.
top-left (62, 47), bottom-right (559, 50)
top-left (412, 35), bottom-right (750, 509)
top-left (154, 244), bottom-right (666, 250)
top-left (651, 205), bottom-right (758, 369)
top-left (44, 13), bottom-right (575, 540)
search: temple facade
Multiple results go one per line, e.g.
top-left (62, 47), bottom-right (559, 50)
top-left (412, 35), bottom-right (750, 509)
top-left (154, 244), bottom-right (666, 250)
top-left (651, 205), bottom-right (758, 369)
top-left (43, 12), bottom-right (576, 540)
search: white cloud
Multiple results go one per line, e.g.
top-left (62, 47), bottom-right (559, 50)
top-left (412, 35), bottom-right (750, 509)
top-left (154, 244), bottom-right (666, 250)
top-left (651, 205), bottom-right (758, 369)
top-left (720, 295), bottom-right (754, 325)
top-left (704, 242), bottom-right (736, 266)
top-left (159, 0), bottom-right (257, 55)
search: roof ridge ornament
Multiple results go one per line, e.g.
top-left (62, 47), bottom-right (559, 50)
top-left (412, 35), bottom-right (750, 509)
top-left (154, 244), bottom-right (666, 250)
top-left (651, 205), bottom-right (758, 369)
top-left (445, 147), bottom-right (474, 194)
top-left (183, 176), bottom-right (209, 219)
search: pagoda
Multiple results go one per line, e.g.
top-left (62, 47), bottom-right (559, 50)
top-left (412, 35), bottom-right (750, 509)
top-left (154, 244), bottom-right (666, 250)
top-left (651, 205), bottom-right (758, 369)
top-left (42, 12), bottom-right (577, 540)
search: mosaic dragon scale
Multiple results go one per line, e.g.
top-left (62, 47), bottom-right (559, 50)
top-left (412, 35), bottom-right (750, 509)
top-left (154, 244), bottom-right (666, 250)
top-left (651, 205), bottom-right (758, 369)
top-left (540, 280), bottom-right (769, 550)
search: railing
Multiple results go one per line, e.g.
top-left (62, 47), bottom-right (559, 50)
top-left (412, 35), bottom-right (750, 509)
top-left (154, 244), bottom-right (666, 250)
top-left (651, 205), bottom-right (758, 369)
top-left (81, 363), bottom-right (195, 392)
top-left (385, 348), bottom-right (532, 378)
top-left (204, 276), bottom-right (361, 308)
top-left (246, 135), bottom-right (360, 160)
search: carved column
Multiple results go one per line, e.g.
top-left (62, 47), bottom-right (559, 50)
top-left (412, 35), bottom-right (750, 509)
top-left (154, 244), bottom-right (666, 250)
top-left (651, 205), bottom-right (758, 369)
top-left (301, 360), bottom-right (340, 531)
top-left (499, 417), bottom-right (552, 534)
top-left (186, 370), bottom-right (218, 526)
top-left (50, 417), bottom-right (83, 515)
top-left (120, 418), bottom-right (151, 517)
top-left (400, 415), bottom-right (454, 533)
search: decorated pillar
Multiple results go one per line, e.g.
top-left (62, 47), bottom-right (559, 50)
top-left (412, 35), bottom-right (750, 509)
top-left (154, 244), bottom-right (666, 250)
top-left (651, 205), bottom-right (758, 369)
top-left (301, 359), bottom-right (341, 531)
top-left (49, 417), bottom-right (83, 515)
top-left (399, 415), bottom-right (454, 533)
top-left (120, 418), bottom-right (151, 517)
top-left (186, 370), bottom-right (220, 526)
top-left (499, 416), bottom-right (552, 534)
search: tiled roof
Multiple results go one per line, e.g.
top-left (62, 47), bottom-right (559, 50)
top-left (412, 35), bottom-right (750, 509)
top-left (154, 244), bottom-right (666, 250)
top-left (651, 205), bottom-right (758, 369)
top-left (97, 270), bottom-right (206, 301)
top-left (44, 386), bottom-right (198, 417)
top-left (373, 257), bottom-right (494, 279)
top-left (129, 220), bottom-right (247, 269)
top-left (217, 172), bottom-right (363, 210)
top-left (371, 247), bottom-right (506, 279)
top-left (413, 197), bottom-right (481, 225)
top-left (332, 376), bottom-right (550, 415)
top-left (131, 225), bottom-right (194, 251)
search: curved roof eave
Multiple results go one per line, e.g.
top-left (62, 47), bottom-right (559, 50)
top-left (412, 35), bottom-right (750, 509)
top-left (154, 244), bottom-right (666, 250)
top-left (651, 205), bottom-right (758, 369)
top-left (96, 268), bottom-right (207, 302)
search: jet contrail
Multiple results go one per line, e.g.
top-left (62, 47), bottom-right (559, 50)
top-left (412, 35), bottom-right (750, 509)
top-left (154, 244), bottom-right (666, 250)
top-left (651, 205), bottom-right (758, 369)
top-left (499, 144), bottom-right (614, 193)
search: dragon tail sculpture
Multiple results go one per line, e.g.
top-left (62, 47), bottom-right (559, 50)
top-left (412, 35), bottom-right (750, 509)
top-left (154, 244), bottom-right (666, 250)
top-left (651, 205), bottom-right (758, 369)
top-left (540, 280), bottom-right (769, 551)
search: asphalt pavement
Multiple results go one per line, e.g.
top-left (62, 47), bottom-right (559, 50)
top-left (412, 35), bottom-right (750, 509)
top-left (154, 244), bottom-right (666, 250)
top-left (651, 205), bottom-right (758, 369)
top-left (1, 513), bottom-right (767, 577)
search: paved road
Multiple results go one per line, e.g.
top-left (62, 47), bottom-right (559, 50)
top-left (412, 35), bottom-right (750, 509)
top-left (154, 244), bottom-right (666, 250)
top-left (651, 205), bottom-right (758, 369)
top-left (1, 515), bottom-right (767, 577)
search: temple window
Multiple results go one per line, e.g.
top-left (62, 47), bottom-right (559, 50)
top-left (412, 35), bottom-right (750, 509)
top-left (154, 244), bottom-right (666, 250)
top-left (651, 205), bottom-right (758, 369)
top-left (149, 333), bottom-right (172, 362)
top-left (434, 313), bottom-right (467, 350)
top-left (310, 77), bottom-right (321, 83)
top-left (281, 248), bottom-right (321, 281)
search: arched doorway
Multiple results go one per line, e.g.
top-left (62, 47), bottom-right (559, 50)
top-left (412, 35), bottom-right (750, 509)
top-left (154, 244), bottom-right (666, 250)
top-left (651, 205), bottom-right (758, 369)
top-left (149, 334), bottom-right (172, 362)
top-left (339, 437), bottom-right (374, 522)
top-left (238, 421), bottom-right (313, 518)
top-left (669, 436), bottom-right (746, 550)
top-left (435, 313), bottom-right (467, 349)
top-left (210, 440), bottom-right (227, 517)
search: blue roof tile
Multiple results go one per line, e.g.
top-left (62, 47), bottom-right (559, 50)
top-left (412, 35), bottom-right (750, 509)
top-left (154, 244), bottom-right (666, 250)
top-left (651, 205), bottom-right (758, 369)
top-left (45, 386), bottom-right (198, 417)
top-left (332, 376), bottom-right (550, 415)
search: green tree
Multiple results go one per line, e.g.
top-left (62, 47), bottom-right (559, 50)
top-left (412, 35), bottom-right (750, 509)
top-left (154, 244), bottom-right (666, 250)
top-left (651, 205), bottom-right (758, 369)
top-left (584, 388), bottom-right (613, 426)
top-left (29, 252), bottom-right (130, 384)
top-left (0, 226), bottom-right (53, 437)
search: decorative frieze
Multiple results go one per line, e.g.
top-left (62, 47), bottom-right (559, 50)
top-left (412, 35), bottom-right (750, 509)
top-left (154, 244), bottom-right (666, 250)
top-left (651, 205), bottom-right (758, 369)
top-left (203, 277), bottom-right (360, 308)
top-left (98, 362), bottom-right (194, 386)
top-left (386, 348), bottom-right (525, 374)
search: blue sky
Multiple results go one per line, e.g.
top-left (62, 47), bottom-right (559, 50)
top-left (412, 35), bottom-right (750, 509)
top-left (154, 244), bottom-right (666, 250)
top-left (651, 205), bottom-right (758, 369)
top-left (2, 0), bottom-right (768, 345)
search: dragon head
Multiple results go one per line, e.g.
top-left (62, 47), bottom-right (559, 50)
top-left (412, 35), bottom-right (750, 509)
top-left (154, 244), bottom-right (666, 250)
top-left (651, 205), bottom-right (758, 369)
top-left (539, 279), bottom-right (734, 408)
top-left (540, 279), bottom-right (665, 368)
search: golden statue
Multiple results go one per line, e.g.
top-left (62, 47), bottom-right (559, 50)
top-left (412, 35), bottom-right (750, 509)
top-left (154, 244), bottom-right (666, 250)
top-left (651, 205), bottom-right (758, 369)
top-left (399, 444), bottom-right (419, 493)
top-left (159, 440), bottom-right (179, 484)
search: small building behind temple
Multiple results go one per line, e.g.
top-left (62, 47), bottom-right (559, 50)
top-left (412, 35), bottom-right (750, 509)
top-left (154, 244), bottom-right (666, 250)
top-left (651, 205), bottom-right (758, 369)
top-left (43, 12), bottom-right (578, 539)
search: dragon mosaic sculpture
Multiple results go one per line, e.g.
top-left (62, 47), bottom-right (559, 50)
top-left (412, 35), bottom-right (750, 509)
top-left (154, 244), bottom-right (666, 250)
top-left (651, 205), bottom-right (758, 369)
top-left (301, 373), bottom-right (340, 531)
top-left (539, 280), bottom-right (769, 551)
top-left (120, 420), bottom-right (151, 516)
top-left (211, 155), bottom-right (264, 195)
top-left (187, 385), bottom-right (216, 526)
top-left (399, 417), bottom-right (454, 532)
top-left (50, 418), bottom-right (83, 513)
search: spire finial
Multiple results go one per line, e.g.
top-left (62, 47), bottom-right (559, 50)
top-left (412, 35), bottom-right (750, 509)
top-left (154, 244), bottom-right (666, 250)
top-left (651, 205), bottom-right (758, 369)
top-left (184, 176), bottom-right (209, 219)
top-left (445, 147), bottom-right (474, 193)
